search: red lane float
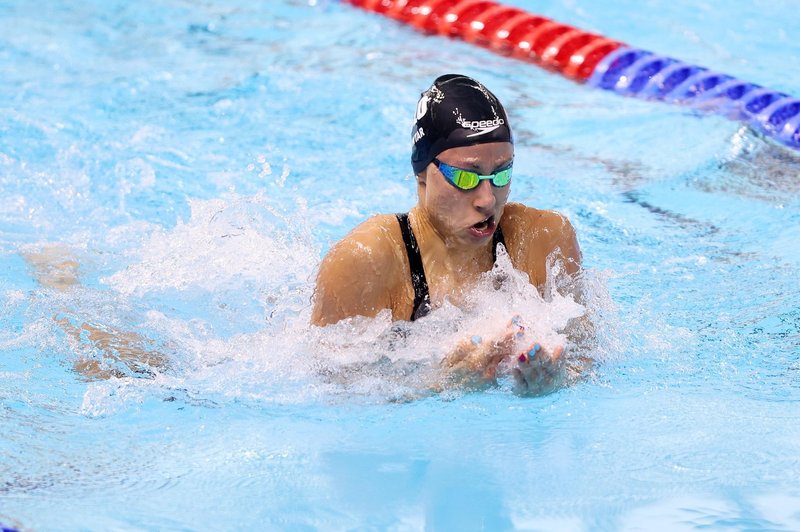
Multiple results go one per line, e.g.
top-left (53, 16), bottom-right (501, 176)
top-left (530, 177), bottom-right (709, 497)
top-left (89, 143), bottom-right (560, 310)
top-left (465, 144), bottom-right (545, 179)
top-left (344, 0), bottom-right (800, 151)
top-left (347, 0), bottom-right (622, 80)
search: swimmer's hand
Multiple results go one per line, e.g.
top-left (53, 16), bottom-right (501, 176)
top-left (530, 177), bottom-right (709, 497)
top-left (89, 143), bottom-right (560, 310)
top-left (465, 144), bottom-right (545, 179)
top-left (438, 318), bottom-right (524, 390)
top-left (512, 342), bottom-right (566, 396)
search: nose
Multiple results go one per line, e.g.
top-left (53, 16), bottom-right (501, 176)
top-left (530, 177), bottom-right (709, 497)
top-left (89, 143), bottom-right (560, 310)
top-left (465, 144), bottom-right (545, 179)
top-left (471, 179), bottom-right (496, 212)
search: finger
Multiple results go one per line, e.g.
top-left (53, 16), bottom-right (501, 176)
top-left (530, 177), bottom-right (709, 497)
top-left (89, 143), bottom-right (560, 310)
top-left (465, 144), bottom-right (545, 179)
top-left (551, 345), bottom-right (565, 362)
top-left (517, 342), bottom-right (540, 365)
top-left (525, 343), bottom-right (541, 362)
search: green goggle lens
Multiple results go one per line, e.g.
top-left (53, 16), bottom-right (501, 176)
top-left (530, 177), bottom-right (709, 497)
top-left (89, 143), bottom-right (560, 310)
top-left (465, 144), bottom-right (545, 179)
top-left (433, 158), bottom-right (512, 190)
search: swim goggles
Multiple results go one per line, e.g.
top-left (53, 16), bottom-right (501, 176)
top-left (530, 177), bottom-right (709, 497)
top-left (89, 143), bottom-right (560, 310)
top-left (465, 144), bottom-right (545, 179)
top-left (433, 158), bottom-right (513, 190)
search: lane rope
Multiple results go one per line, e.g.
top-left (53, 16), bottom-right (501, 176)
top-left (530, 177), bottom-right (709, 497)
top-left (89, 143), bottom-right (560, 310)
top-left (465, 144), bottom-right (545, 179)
top-left (345, 0), bottom-right (800, 151)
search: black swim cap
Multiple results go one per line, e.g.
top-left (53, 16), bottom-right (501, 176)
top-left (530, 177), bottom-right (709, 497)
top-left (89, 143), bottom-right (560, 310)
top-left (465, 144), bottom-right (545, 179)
top-left (411, 74), bottom-right (513, 175)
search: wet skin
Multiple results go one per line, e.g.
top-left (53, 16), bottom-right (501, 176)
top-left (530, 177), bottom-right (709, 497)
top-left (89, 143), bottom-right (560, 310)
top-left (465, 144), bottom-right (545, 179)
top-left (311, 141), bottom-right (582, 393)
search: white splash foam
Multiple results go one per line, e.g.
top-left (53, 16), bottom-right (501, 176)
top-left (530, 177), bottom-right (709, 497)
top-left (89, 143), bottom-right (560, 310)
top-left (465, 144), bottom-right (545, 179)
top-left (138, 249), bottom-right (602, 402)
top-left (72, 195), bottom-right (620, 411)
top-left (105, 191), bottom-right (319, 297)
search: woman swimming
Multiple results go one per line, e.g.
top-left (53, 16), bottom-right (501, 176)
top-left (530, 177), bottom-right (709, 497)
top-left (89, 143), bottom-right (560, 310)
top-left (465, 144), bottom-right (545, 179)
top-left (311, 74), bottom-right (583, 393)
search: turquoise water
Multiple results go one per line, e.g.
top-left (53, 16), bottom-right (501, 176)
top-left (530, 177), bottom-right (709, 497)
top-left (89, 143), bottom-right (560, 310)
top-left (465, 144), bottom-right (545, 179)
top-left (2, 1), bottom-right (800, 530)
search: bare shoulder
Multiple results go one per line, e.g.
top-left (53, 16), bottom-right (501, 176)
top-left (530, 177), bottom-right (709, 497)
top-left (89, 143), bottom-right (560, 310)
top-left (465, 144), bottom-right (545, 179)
top-left (322, 214), bottom-right (404, 270)
top-left (502, 202), bottom-right (576, 237)
top-left (311, 214), bottom-right (407, 326)
top-left (501, 202), bottom-right (582, 282)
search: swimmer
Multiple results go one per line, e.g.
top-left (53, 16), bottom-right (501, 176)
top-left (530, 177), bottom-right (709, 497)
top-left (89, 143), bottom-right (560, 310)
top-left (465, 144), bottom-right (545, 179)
top-left (311, 74), bottom-right (583, 394)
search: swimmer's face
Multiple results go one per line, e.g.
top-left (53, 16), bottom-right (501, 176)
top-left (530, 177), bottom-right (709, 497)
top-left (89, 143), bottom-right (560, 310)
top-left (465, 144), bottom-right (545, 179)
top-left (418, 141), bottom-right (513, 247)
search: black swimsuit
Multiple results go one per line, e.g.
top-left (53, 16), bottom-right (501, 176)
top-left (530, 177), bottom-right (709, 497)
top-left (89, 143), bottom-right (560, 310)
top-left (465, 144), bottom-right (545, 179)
top-left (395, 213), bottom-right (507, 321)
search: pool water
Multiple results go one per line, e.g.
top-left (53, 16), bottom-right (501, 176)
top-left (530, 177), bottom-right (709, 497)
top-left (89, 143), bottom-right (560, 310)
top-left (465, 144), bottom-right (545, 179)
top-left (2, 0), bottom-right (800, 529)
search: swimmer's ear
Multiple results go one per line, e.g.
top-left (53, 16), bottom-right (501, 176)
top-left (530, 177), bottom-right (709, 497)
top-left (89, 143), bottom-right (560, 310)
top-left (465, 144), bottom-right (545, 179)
top-left (416, 169), bottom-right (427, 186)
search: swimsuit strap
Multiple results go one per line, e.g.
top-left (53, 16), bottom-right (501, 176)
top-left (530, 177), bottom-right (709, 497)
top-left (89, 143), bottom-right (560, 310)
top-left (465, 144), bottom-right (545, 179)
top-left (492, 223), bottom-right (506, 263)
top-left (396, 213), bottom-right (508, 321)
top-left (396, 213), bottom-right (432, 321)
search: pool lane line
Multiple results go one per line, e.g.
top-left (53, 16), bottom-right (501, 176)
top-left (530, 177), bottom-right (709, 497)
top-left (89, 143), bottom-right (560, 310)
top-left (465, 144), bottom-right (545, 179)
top-left (343, 0), bottom-right (800, 152)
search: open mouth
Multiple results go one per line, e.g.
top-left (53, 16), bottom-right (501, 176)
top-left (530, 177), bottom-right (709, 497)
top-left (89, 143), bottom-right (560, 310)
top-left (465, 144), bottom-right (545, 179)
top-left (471, 215), bottom-right (495, 233)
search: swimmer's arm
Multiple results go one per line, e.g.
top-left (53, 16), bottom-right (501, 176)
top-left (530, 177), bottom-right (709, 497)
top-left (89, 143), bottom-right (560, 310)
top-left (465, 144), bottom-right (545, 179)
top-left (533, 209), bottom-right (582, 276)
top-left (502, 206), bottom-right (595, 389)
top-left (505, 204), bottom-right (582, 282)
top-left (518, 209), bottom-right (597, 373)
top-left (534, 212), bottom-right (599, 355)
top-left (311, 217), bottom-right (402, 326)
top-left (550, 213), bottom-right (582, 275)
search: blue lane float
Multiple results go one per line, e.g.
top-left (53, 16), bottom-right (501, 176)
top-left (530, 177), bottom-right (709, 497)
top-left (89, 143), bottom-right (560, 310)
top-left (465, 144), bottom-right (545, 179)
top-left (588, 45), bottom-right (800, 150)
top-left (345, 0), bottom-right (800, 152)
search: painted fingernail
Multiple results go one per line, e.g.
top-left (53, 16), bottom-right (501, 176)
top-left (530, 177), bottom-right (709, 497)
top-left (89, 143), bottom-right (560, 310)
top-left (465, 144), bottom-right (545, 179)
top-left (518, 353), bottom-right (528, 363)
top-left (533, 343), bottom-right (541, 353)
top-left (471, 335), bottom-right (482, 345)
